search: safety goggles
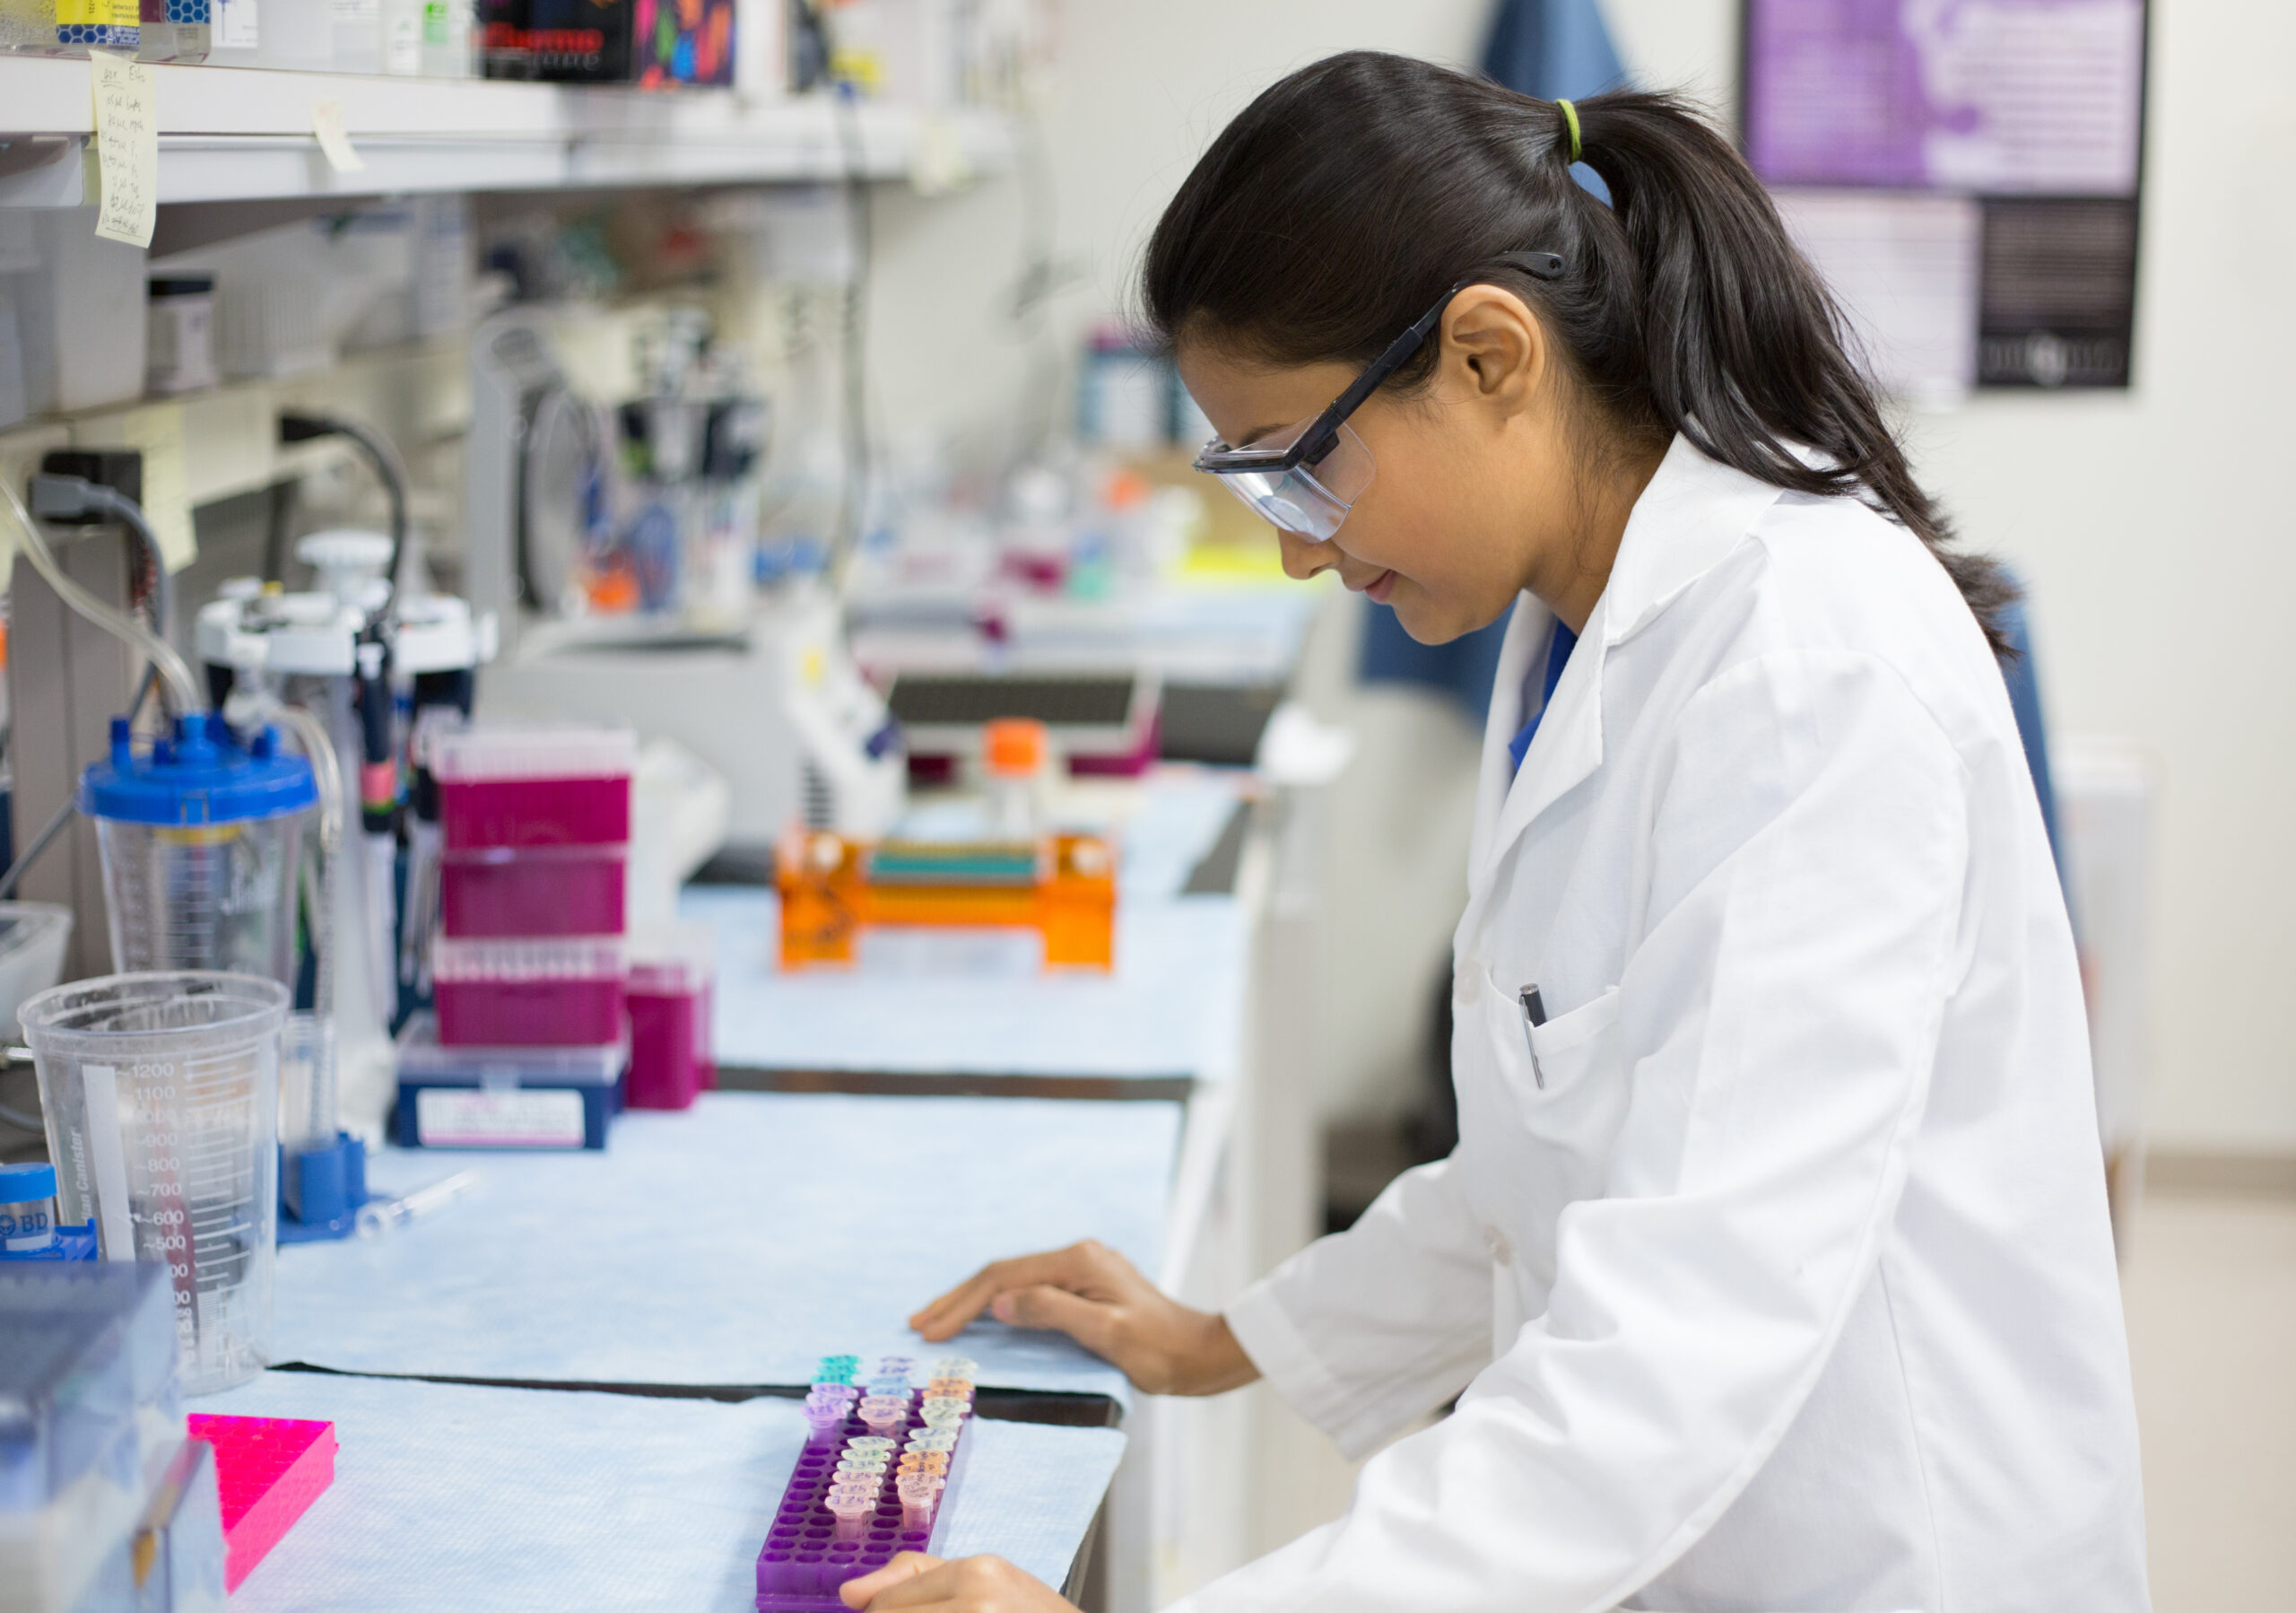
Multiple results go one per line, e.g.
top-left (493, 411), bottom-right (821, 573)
top-left (1190, 250), bottom-right (1566, 543)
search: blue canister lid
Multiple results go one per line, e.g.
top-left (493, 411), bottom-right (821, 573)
top-left (0, 1162), bottom-right (56, 1202)
top-left (78, 713), bottom-right (318, 827)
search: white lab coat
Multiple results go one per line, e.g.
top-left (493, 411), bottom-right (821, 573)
top-left (1187, 438), bottom-right (2149, 1613)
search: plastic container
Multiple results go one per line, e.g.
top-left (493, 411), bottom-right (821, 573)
top-left (429, 725), bottom-right (636, 850)
top-left (0, 903), bottom-right (72, 1035)
top-left (144, 276), bottom-right (218, 397)
top-left (429, 936), bottom-right (627, 1048)
top-left (22, 973), bottom-right (291, 1397)
top-left (184, 1414), bottom-right (335, 1591)
top-left (438, 843), bottom-right (628, 938)
top-left (393, 1009), bottom-right (625, 1149)
top-left (625, 925), bottom-right (712, 1110)
top-left (0, 1262), bottom-right (190, 1613)
top-left (0, 1163), bottom-right (59, 1258)
top-left (79, 716), bottom-right (317, 992)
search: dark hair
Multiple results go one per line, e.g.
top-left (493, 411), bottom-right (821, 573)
top-left (1142, 51), bottom-right (2015, 652)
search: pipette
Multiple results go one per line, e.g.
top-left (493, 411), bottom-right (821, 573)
top-left (353, 1169), bottom-right (480, 1237)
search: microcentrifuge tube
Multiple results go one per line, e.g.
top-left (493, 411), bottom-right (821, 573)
top-left (929, 1356), bottom-right (978, 1376)
top-left (924, 1379), bottom-right (976, 1400)
top-left (919, 1398), bottom-right (968, 1426)
top-left (906, 1434), bottom-right (958, 1456)
top-left (845, 1435), bottom-right (894, 1454)
top-left (826, 1490), bottom-right (877, 1540)
top-left (898, 1453), bottom-right (950, 1477)
top-left (859, 1398), bottom-right (908, 1436)
top-left (875, 1356), bottom-right (916, 1375)
top-left (897, 1476), bottom-right (944, 1529)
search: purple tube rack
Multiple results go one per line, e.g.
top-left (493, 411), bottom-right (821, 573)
top-left (755, 1392), bottom-right (970, 1611)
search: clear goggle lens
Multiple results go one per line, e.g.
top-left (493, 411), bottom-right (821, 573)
top-left (1203, 420), bottom-right (1376, 543)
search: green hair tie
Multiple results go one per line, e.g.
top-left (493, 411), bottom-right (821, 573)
top-left (1557, 99), bottom-right (1582, 163)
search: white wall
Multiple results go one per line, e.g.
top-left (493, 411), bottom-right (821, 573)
top-left (865, 0), bottom-right (2296, 1154)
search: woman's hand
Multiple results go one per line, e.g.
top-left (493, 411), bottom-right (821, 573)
top-left (840, 1553), bottom-right (1073, 1611)
top-left (908, 1239), bottom-right (1259, 1397)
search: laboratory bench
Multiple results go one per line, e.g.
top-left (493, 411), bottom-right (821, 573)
top-left (216, 755), bottom-right (1318, 1611)
top-left (200, 1371), bottom-right (1125, 1613)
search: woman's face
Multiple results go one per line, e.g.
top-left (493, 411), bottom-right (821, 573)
top-left (1176, 294), bottom-right (1648, 644)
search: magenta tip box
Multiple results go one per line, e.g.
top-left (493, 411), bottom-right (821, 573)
top-left (439, 843), bottom-right (629, 938)
top-left (757, 1359), bottom-right (976, 1610)
top-left (185, 1413), bottom-right (336, 1591)
top-left (431, 934), bottom-right (629, 1047)
top-left (429, 724), bottom-right (636, 851)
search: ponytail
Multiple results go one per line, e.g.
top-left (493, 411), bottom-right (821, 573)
top-left (1143, 53), bottom-right (2015, 652)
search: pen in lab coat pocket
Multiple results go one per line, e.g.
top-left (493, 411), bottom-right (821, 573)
top-left (1519, 983), bottom-right (1545, 1088)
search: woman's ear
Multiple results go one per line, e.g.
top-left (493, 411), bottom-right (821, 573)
top-left (1439, 286), bottom-right (1547, 414)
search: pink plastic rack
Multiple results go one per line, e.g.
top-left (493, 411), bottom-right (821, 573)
top-left (185, 1413), bottom-right (337, 1591)
top-left (756, 1357), bottom-right (976, 1611)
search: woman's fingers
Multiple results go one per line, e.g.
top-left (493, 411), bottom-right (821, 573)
top-left (839, 1553), bottom-right (942, 1609)
top-left (989, 1282), bottom-right (1122, 1359)
top-left (908, 1244), bottom-right (1126, 1342)
top-left (845, 1555), bottom-right (1078, 1612)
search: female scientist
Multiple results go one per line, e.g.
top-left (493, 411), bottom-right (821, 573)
top-left (846, 53), bottom-right (2150, 1613)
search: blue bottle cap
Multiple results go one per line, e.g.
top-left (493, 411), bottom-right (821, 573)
top-left (78, 713), bottom-right (317, 827)
top-left (0, 1163), bottom-right (57, 1202)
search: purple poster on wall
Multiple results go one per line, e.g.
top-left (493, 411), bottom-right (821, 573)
top-left (1745, 0), bottom-right (2145, 196)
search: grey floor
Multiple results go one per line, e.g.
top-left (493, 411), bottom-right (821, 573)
top-left (1268, 1185), bottom-right (2296, 1611)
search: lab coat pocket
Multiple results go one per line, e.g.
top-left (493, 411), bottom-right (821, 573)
top-left (1469, 977), bottom-right (1632, 1294)
top-left (1520, 983), bottom-right (1623, 1099)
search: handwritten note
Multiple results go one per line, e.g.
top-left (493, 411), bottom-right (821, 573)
top-left (311, 99), bottom-right (366, 174)
top-left (90, 52), bottom-right (157, 248)
top-left (117, 405), bottom-right (196, 571)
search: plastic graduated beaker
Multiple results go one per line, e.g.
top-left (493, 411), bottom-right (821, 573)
top-left (21, 972), bottom-right (291, 1395)
top-left (79, 714), bottom-right (317, 989)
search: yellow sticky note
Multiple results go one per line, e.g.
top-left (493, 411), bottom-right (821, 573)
top-left (311, 99), bottom-right (365, 174)
top-left (89, 51), bottom-right (157, 249)
top-left (117, 405), bottom-right (196, 571)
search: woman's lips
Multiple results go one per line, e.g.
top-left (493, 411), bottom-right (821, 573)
top-left (1364, 569), bottom-right (1397, 604)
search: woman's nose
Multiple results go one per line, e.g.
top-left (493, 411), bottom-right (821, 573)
top-left (1276, 527), bottom-right (1336, 581)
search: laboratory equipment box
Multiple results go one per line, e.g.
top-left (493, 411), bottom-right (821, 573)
top-left (394, 1012), bottom-right (627, 1150)
top-left (430, 935), bottom-right (630, 1047)
top-left (0, 1263), bottom-right (191, 1613)
top-left (185, 1414), bottom-right (336, 1591)
top-left (429, 725), bottom-right (636, 851)
top-left (438, 843), bottom-right (629, 938)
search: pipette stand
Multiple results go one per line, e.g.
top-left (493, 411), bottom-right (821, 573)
top-left (755, 1391), bottom-right (975, 1608)
top-left (277, 1134), bottom-right (370, 1242)
top-left (776, 832), bottom-right (1118, 971)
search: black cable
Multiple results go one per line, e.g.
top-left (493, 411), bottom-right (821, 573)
top-left (0, 798), bottom-right (74, 899)
top-left (262, 475), bottom-right (297, 583)
top-left (277, 414), bottom-right (412, 602)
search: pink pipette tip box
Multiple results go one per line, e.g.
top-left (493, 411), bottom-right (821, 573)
top-left (186, 1413), bottom-right (338, 1591)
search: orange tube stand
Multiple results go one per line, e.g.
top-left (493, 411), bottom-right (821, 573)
top-left (776, 832), bottom-right (1117, 971)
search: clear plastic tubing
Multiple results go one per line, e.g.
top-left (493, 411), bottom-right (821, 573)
top-left (0, 473), bottom-right (204, 717)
